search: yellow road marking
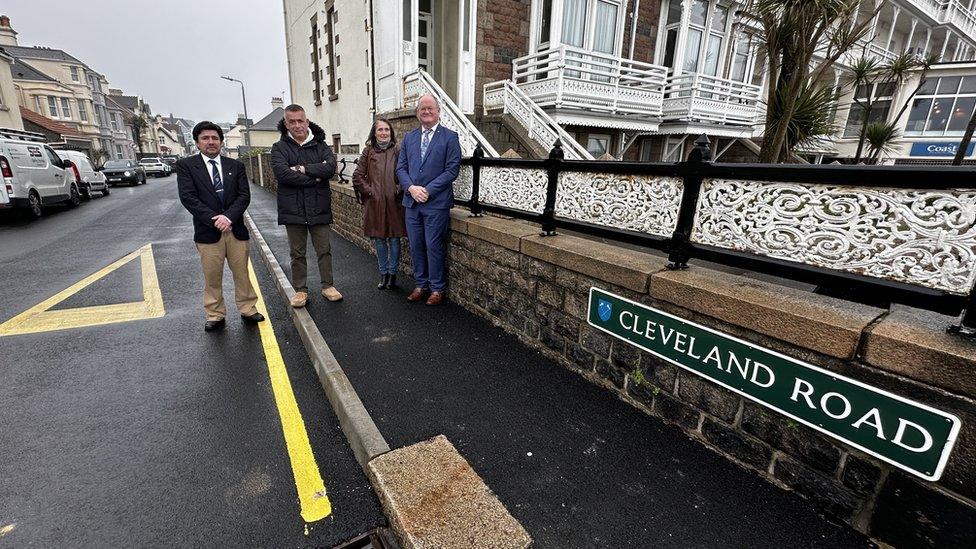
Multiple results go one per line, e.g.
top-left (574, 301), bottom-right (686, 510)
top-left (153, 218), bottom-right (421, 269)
top-left (248, 261), bottom-right (332, 523)
top-left (0, 244), bottom-right (164, 336)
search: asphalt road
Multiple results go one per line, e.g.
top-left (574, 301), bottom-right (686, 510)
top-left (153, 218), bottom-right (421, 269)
top-left (247, 185), bottom-right (874, 549)
top-left (0, 174), bottom-right (385, 547)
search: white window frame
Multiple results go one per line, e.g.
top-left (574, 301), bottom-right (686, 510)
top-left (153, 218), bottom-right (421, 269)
top-left (529, 0), bottom-right (626, 56)
top-left (60, 97), bottom-right (72, 119)
top-left (656, 0), bottom-right (734, 77)
top-left (70, 66), bottom-right (80, 82)
top-left (904, 76), bottom-right (976, 137)
top-left (79, 100), bottom-right (89, 122)
top-left (48, 96), bottom-right (59, 118)
top-left (585, 132), bottom-right (611, 156)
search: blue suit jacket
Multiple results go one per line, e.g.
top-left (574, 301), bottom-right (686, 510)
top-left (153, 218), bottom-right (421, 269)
top-left (396, 125), bottom-right (461, 210)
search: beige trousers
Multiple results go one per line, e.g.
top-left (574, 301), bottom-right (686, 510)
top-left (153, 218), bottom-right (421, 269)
top-left (195, 233), bottom-right (259, 320)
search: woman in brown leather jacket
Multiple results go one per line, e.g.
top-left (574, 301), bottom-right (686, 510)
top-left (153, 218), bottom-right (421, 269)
top-left (352, 119), bottom-right (407, 289)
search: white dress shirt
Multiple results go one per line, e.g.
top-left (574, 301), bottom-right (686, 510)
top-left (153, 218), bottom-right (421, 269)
top-left (200, 152), bottom-right (222, 185)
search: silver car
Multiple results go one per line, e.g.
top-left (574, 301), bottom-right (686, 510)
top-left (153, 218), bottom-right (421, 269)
top-left (138, 157), bottom-right (172, 177)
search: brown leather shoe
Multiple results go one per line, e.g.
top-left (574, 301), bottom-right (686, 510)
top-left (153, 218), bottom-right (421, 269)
top-left (407, 287), bottom-right (429, 302)
top-left (425, 291), bottom-right (445, 306)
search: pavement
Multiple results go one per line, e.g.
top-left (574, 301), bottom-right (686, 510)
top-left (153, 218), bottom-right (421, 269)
top-left (0, 175), bottom-right (385, 547)
top-left (246, 184), bottom-right (874, 548)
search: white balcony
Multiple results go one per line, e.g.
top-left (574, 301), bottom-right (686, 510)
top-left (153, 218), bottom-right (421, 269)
top-left (510, 46), bottom-right (668, 131)
top-left (943, 0), bottom-right (976, 41)
top-left (660, 73), bottom-right (762, 137)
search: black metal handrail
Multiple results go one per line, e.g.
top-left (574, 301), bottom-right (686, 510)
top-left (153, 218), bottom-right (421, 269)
top-left (456, 136), bottom-right (976, 335)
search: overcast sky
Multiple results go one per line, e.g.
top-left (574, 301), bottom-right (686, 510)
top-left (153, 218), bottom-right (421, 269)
top-left (2, 0), bottom-right (290, 124)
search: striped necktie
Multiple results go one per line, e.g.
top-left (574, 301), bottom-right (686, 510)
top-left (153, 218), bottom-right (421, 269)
top-left (420, 129), bottom-right (432, 160)
top-left (209, 159), bottom-right (224, 203)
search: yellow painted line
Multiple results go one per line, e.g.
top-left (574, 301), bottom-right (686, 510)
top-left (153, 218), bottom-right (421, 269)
top-left (248, 261), bottom-right (332, 523)
top-left (0, 245), bottom-right (165, 336)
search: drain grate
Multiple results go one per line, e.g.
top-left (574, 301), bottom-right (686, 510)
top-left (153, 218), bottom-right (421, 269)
top-left (331, 528), bottom-right (399, 549)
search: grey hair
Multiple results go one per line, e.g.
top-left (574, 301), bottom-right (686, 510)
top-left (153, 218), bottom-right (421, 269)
top-left (415, 94), bottom-right (440, 112)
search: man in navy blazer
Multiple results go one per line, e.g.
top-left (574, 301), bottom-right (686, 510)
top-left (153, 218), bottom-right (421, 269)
top-left (177, 121), bottom-right (264, 331)
top-left (395, 94), bottom-right (461, 306)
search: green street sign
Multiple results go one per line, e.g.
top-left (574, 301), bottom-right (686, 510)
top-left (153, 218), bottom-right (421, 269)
top-left (587, 287), bottom-right (961, 481)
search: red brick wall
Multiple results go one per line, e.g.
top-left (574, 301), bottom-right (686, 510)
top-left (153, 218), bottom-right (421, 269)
top-left (623, 1), bottom-right (663, 64)
top-left (476, 1), bottom-right (533, 110)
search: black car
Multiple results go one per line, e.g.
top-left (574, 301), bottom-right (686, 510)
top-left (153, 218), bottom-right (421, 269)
top-left (102, 160), bottom-right (146, 186)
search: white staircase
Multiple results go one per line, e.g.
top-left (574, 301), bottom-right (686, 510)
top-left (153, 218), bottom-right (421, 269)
top-left (483, 80), bottom-right (593, 160)
top-left (403, 70), bottom-right (498, 157)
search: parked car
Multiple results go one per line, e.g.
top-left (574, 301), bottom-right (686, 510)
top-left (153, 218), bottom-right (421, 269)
top-left (139, 157), bottom-right (171, 177)
top-left (102, 159), bottom-right (146, 186)
top-left (56, 150), bottom-right (109, 198)
top-left (0, 129), bottom-right (82, 218)
top-left (161, 155), bottom-right (179, 167)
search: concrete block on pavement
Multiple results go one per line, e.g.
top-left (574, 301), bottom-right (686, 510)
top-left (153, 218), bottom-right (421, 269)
top-left (367, 435), bottom-right (531, 549)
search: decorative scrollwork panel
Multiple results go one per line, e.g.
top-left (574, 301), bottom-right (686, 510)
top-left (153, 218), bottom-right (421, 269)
top-left (556, 172), bottom-right (683, 237)
top-left (455, 165), bottom-right (473, 201)
top-left (691, 179), bottom-right (976, 294)
top-left (479, 167), bottom-right (547, 214)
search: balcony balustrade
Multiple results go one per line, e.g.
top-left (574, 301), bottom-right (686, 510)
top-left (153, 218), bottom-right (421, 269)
top-left (661, 72), bottom-right (762, 130)
top-left (510, 45), bottom-right (668, 130)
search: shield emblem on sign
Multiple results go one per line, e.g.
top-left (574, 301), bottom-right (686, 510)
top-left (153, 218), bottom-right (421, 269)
top-left (598, 299), bottom-right (612, 322)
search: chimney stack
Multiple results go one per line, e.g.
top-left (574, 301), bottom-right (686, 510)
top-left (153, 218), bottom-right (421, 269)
top-left (0, 15), bottom-right (19, 46)
top-left (271, 96), bottom-right (284, 110)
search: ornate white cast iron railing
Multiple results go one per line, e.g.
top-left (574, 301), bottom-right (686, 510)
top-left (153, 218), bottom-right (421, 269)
top-left (507, 45), bottom-right (668, 122)
top-left (452, 140), bottom-right (976, 332)
top-left (662, 73), bottom-right (762, 127)
top-left (403, 69), bottom-right (498, 157)
top-left (690, 180), bottom-right (976, 294)
top-left (483, 79), bottom-right (593, 160)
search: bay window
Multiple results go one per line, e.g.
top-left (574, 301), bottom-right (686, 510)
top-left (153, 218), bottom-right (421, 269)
top-left (533, 0), bottom-right (623, 55)
top-left (661, 0), bottom-right (733, 77)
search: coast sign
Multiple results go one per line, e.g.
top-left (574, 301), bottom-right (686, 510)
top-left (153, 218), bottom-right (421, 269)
top-left (587, 288), bottom-right (961, 480)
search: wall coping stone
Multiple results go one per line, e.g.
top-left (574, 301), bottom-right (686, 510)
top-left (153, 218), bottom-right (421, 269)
top-left (333, 182), bottom-right (356, 197)
top-left (651, 268), bottom-right (885, 360)
top-left (464, 215), bottom-right (539, 251)
top-left (521, 233), bottom-right (665, 293)
top-left (863, 306), bottom-right (976, 400)
top-left (449, 208), bottom-right (471, 234)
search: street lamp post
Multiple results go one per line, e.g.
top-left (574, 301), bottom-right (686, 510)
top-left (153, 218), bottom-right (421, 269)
top-left (221, 75), bottom-right (250, 149)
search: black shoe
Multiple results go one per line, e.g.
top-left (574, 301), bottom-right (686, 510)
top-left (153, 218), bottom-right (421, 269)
top-left (241, 312), bottom-right (265, 323)
top-left (204, 319), bottom-right (226, 332)
top-left (378, 275), bottom-right (388, 290)
top-left (387, 274), bottom-right (398, 290)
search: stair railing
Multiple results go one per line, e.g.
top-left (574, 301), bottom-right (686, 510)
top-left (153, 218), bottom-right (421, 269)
top-left (483, 79), bottom-right (593, 160)
top-left (403, 69), bottom-right (498, 157)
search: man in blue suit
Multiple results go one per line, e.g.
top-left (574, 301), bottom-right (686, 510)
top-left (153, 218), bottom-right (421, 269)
top-left (396, 94), bottom-right (461, 306)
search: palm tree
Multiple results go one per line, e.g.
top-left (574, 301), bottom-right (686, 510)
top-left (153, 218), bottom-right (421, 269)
top-left (748, 0), bottom-right (882, 163)
top-left (864, 122), bottom-right (901, 163)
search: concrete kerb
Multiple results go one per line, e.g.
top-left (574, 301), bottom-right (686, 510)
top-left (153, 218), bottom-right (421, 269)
top-left (244, 213), bottom-right (392, 468)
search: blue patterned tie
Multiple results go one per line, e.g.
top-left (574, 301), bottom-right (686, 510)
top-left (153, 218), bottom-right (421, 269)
top-left (209, 159), bottom-right (224, 203)
top-left (420, 129), bottom-right (432, 160)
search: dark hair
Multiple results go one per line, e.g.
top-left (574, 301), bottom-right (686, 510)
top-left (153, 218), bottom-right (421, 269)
top-left (284, 104), bottom-right (305, 114)
top-left (366, 118), bottom-right (396, 147)
top-left (192, 121), bottom-right (223, 142)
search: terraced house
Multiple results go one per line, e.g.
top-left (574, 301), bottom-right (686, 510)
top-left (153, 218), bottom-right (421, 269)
top-left (284, 0), bottom-right (976, 164)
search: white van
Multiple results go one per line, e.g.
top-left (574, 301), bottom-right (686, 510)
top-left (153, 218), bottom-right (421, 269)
top-left (56, 149), bottom-right (109, 199)
top-left (0, 128), bottom-right (82, 218)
